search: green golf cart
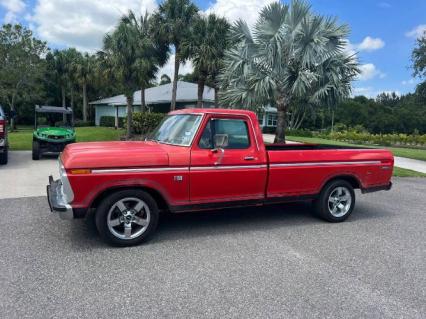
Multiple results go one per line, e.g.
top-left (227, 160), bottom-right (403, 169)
top-left (32, 105), bottom-right (76, 160)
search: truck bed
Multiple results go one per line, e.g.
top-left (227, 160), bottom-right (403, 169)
top-left (265, 143), bottom-right (368, 151)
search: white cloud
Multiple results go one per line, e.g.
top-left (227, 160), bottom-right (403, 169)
top-left (205, 0), bottom-right (275, 27)
top-left (405, 24), bottom-right (426, 39)
top-left (0, 0), bottom-right (25, 12)
top-left (401, 79), bottom-right (416, 86)
top-left (377, 2), bottom-right (391, 8)
top-left (30, 0), bottom-right (158, 52)
top-left (356, 36), bottom-right (385, 52)
top-left (157, 54), bottom-right (193, 80)
top-left (0, 0), bottom-right (26, 23)
top-left (353, 87), bottom-right (400, 98)
top-left (353, 87), bottom-right (374, 97)
top-left (357, 63), bottom-right (386, 81)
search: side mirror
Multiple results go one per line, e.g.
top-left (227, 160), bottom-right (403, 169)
top-left (213, 134), bottom-right (228, 149)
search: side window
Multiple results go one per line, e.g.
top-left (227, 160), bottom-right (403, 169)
top-left (198, 118), bottom-right (250, 149)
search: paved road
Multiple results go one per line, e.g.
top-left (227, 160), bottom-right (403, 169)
top-left (0, 178), bottom-right (425, 318)
top-left (0, 151), bottom-right (58, 199)
top-left (394, 156), bottom-right (426, 174)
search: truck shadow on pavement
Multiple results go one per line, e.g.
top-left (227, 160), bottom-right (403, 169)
top-left (70, 199), bottom-right (393, 249)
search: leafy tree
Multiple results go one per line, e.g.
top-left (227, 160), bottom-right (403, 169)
top-left (122, 11), bottom-right (169, 112)
top-left (0, 24), bottom-right (48, 129)
top-left (412, 30), bottom-right (426, 79)
top-left (151, 0), bottom-right (199, 110)
top-left (99, 17), bottom-right (141, 138)
top-left (159, 74), bottom-right (171, 85)
top-left (220, 1), bottom-right (359, 142)
top-left (182, 14), bottom-right (230, 107)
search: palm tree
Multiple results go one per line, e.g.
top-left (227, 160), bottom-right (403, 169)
top-left (99, 18), bottom-right (140, 139)
top-left (220, 1), bottom-right (359, 142)
top-left (151, 0), bottom-right (199, 110)
top-left (63, 48), bottom-right (81, 118)
top-left (75, 52), bottom-right (96, 122)
top-left (122, 11), bottom-right (169, 112)
top-left (52, 50), bottom-right (68, 108)
top-left (182, 14), bottom-right (230, 108)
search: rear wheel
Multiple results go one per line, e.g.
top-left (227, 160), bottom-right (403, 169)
top-left (314, 180), bottom-right (355, 222)
top-left (32, 141), bottom-right (40, 160)
top-left (0, 148), bottom-right (7, 165)
top-left (95, 189), bottom-right (159, 246)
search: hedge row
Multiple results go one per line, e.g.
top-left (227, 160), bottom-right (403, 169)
top-left (321, 131), bottom-right (426, 147)
top-left (126, 112), bottom-right (165, 135)
top-left (99, 116), bottom-right (125, 127)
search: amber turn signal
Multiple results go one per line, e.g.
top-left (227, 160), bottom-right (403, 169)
top-left (70, 169), bottom-right (91, 175)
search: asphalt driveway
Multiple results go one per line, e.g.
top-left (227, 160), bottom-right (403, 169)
top-left (0, 178), bottom-right (425, 318)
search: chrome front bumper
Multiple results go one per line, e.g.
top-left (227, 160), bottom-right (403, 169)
top-left (47, 175), bottom-right (74, 220)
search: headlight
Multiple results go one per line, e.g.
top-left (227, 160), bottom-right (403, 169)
top-left (0, 138), bottom-right (4, 146)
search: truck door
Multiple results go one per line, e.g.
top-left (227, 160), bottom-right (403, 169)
top-left (189, 115), bottom-right (267, 204)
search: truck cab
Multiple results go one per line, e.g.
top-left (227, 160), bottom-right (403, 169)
top-left (47, 108), bottom-right (393, 246)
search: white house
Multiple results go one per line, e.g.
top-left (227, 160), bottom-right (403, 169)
top-left (89, 81), bottom-right (215, 126)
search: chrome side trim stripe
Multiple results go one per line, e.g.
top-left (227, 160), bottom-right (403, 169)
top-left (191, 164), bottom-right (267, 171)
top-left (270, 160), bottom-right (381, 168)
top-left (92, 167), bottom-right (189, 174)
top-left (92, 165), bottom-right (268, 174)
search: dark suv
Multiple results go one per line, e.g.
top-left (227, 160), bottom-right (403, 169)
top-left (0, 105), bottom-right (8, 165)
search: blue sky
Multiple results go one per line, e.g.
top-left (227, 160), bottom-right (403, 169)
top-left (1, 0), bottom-right (425, 97)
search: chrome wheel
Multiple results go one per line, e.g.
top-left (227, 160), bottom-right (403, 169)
top-left (328, 186), bottom-right (352, 218)
top-left (107, 197), bottom-right (151, 240)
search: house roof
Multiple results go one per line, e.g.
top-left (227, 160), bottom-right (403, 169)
top-left (89, 81), bottom-right (214, 106)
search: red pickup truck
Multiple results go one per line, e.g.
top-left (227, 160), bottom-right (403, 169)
top-left (47, 108), bottom-right (393, 246)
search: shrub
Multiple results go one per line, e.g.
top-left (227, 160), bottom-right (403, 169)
top-left (126, 112), bottom-right (165, 135)
top-left (287, 129), bottom-right (313, 137)
top-left (323, 130), bottom-right (426, 147)
top-left (74, 120), bottom-right (93, 127)
top-left (100, 116), bottom-right (125, 127)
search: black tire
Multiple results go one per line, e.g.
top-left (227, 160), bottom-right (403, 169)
top-left (95, 189), bottom-right (159, 246)
top-left (313, 179), bottom-right (355, 222)
top-left (0, 149), bottom-right (7, 165)
top-left (32, 141), bottom-right (40, 160)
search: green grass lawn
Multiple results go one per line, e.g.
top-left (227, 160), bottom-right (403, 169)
top-left (392, 167), bottom-right (426, 177)
top-left (8, 127), bottom-right (125, 151)
top-left (287, 136), bottom-right (426, 162)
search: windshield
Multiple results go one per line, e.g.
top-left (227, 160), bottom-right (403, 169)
top-left (151, 114), bottom-right (203, 146)
top-left (36, 113), bottom-right (73, 128)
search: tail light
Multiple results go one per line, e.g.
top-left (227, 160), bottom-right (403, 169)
top-left (0, 120), bottom-right (4, 137)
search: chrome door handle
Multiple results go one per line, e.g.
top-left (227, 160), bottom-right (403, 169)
top-left (244, 156), bottom-right (255, 161)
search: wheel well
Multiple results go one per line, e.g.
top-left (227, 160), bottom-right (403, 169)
top-left (90, 186), bottom-right (169, 212)
top-left (324, 175), bottom-right (361, 190)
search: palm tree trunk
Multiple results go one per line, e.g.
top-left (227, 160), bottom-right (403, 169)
top-left (62, 86), bottom-right (66, 122)
top-left (274, 94), bottom-right (288, 143)
top-left (82, 82), bottom-right (88, 122)
top-left (126, 95), bottom-right (133, 140)
top-left (171, 53), bottom-right (180, 111)
top-left (70, 87), bottom-right (74, 124)
top-left (141, 87), bottom-right (146, 112)
top-left (61, 86), bottom-right (66, 107)
top-left (197, 76), bottom-right (205, 108)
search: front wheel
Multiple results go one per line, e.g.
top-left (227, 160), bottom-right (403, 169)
top-left (313, 180), bottom-right (355, 222)
top-left (32, 141), bottom-right (40, 160)
top-left (95, 189), bottom-right (159, 246)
